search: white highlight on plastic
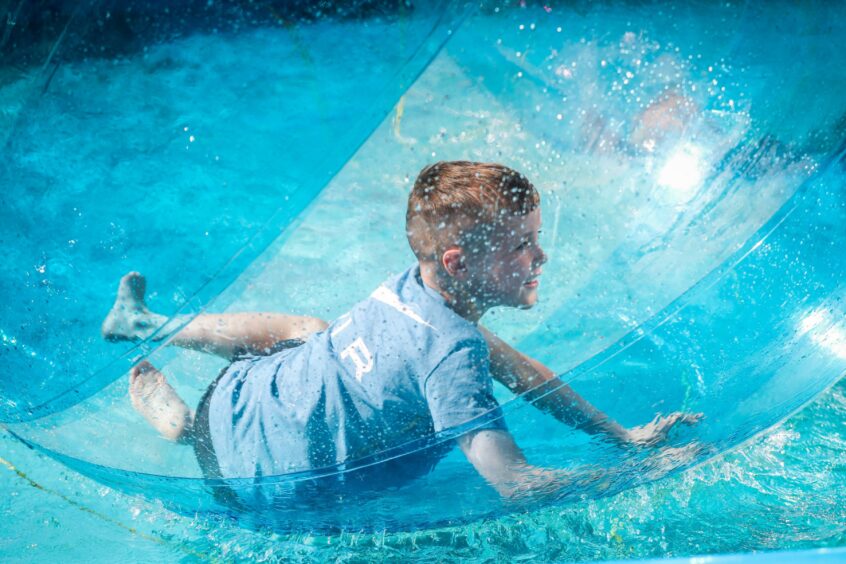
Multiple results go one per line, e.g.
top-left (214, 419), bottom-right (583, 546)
top-left (798, 307), bottom-right (846, 360)
top-left (657, 143), bottom-right (704, 201)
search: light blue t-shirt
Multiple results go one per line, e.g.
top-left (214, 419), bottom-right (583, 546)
top-left (207, 265), bottom-right (506, 485)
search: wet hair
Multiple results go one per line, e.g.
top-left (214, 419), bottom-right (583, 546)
top-left (406, 161), bottom-right (539, 261)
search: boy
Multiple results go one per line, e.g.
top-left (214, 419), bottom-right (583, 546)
top-left (104, 161), bottom-right (696, 500)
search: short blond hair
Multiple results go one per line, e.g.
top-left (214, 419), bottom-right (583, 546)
top-left (406, 161), bottom-right (539, 260)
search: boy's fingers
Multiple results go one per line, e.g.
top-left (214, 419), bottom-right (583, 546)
top-left (664, 412), bottom-right (683, 426)
top-left (661, 411), bottom-right (703, 428)
top-left (652, 412), bottom-right (682, 433)
top-left (680, 412), bottom-right (704, 425)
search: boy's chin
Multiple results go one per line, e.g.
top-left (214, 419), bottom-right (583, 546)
top-left (491, 288), bottom-right (539, 310)
top-left (516, 291), bottom-right (539, 309)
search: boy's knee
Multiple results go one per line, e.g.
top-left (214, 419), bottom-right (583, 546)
top-left (298, 316), bottom-right (328, 335)
top-left (308, 317), bottom-right (329, 332)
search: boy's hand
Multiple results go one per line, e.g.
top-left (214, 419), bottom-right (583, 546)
top-left (624, 411), bottom-right (702, 448)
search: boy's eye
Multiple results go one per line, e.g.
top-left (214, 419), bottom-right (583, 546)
top-left (515, 231), bottom-right (540, 251)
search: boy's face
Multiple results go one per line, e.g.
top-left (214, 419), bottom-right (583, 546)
top-left (462, 208), bottom-right (547, 310)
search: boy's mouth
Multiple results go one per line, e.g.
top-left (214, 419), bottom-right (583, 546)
top-left (523, 272), bottom-right (542, 288)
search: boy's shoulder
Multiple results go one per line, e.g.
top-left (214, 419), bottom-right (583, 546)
top-left (327, 264), bottom-right (485, 373)
top-left (374, 264), bottom-right (484, 344)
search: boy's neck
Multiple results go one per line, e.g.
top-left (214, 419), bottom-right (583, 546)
top-left (418, 262), bottom-right (485, 324)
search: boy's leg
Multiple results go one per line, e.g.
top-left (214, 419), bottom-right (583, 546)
top-left (102, 272), bottom-right (328, 360)
top-left (130, 361), bottom-right (193, 442)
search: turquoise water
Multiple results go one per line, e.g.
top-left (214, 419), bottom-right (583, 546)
top-left (3, 378), bottom-right (845, 560)
top-left (3, 0), bottom-right (846, 560)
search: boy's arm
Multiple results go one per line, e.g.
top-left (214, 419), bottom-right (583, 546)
top-left (458, 428), bottom-right (704, 502)
top-left (457, 428), bottom-right (558, 499)
top-left (457, 428), bottom-right (609, 500)
top-left (478, 326), bottom-right (697, 447)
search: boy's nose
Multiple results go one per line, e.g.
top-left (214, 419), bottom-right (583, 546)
top-left (534, 245), bottom-right (548, 266)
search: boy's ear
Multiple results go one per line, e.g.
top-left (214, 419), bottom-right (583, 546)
top-left (442, 248), bottom-right (467, 278)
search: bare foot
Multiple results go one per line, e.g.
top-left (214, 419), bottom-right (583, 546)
top-left (129, 361), bottom-right (193, 442)
top-left (102, 272), bottom-right (167, 342)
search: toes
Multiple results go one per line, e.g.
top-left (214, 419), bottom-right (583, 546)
top-left (118, 271), bottom-right (147, 303)
top-left (130, 360), bottom-right (151, 376)
top-left (127, 272), bottom-right (146, 301)
top-left (129, 361), bottom-right (156, 388)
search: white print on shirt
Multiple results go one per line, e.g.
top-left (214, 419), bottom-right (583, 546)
top-left (370, 286), bottom-right (438, 332)
top-left (340, 337), bottom-right (374, 382)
